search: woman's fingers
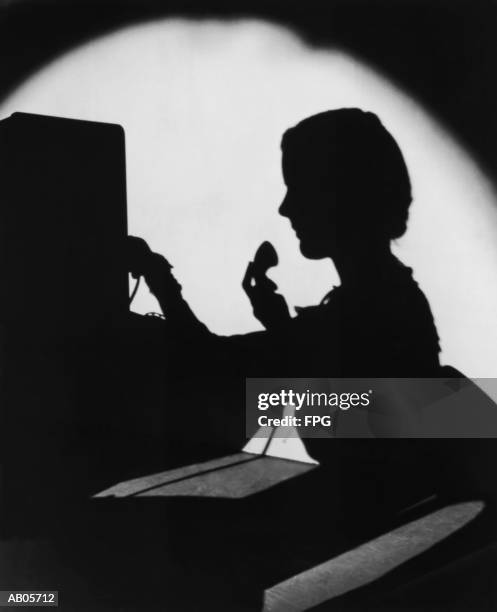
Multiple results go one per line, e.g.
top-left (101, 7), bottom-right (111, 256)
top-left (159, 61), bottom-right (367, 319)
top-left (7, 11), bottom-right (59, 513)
top-left (243, 262), bottom-right (279, 295)
top-left (256, 275), bottom-right (278, 293)
top-left (242, 261), bottom-right (256, 295)
top-left (145, 254), bottom-right (182, 295)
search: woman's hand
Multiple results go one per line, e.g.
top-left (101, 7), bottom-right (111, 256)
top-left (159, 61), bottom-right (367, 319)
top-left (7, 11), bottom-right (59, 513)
top-left (126, 236), bottom-right (208, 333)
top-left (242, 261), bottom-right (291, 331)
top-left (126, 236), bottom-right (153, 279)
top-left (126, 235), bottom-right (182, 309)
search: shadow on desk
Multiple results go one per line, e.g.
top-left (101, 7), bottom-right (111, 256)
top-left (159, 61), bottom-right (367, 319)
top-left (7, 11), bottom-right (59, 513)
top-left (3, 452), bottom-right (495, 612)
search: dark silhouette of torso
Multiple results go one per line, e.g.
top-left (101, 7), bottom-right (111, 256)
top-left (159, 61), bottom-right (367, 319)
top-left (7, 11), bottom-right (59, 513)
top-left (213, 257), bottom-right (439, 381)
top-left (287, 258), bottom-right (440, 377)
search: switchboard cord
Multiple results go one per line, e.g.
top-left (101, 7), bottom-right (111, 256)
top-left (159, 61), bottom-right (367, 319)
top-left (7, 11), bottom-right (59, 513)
top-left (129, 276), bottom-right (141, 305)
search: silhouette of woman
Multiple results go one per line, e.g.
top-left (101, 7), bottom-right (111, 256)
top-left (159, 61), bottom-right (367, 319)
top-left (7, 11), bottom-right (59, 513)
top-left (246, 108), bottom-right (440, 377)
top-left (128, 108), bottom-right (440, 379)
top-left (127, 109), bottom-right (446, 503)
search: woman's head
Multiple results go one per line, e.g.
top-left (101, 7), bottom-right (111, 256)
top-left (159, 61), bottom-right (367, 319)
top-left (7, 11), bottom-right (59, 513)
top-left (279, 108), bottom-right (412, 260)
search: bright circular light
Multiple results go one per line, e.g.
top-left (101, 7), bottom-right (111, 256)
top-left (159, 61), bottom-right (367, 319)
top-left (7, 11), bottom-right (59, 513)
top-left (2, 18), bottom-right (497, 377)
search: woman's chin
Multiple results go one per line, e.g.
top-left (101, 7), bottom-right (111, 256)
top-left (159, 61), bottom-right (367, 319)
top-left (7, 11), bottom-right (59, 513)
top-left (299, 240), bottom-right (329, 260)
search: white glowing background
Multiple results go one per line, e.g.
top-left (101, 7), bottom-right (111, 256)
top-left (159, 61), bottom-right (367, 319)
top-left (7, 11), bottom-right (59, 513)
top-left (2, 19), bottom-right (497, 377)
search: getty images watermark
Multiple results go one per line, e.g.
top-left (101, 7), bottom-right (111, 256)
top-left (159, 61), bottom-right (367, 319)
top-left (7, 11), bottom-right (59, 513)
top-left (245, 378), bottom-right (497, 438)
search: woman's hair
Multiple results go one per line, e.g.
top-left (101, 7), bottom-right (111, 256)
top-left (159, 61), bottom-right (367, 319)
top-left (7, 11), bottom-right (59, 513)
top-left (281, 108), bottom-right (412, 240)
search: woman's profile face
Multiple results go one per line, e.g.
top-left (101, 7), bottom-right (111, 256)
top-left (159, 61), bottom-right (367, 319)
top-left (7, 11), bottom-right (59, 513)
top-left (279, 148), bottom-right (349, 260)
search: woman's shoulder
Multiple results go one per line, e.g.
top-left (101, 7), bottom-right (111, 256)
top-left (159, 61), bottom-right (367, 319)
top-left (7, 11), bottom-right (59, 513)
top-left (295, 262), bottom-right (440, 344)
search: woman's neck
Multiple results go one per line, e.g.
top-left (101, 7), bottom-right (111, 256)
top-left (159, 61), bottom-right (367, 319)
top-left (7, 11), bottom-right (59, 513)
top-left (331, 241), bottom-right (398, 287)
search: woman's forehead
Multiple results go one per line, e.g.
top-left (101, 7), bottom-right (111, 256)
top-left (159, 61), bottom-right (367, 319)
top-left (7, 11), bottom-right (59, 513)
top-left (282, 148), bottom-right (343, 186)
